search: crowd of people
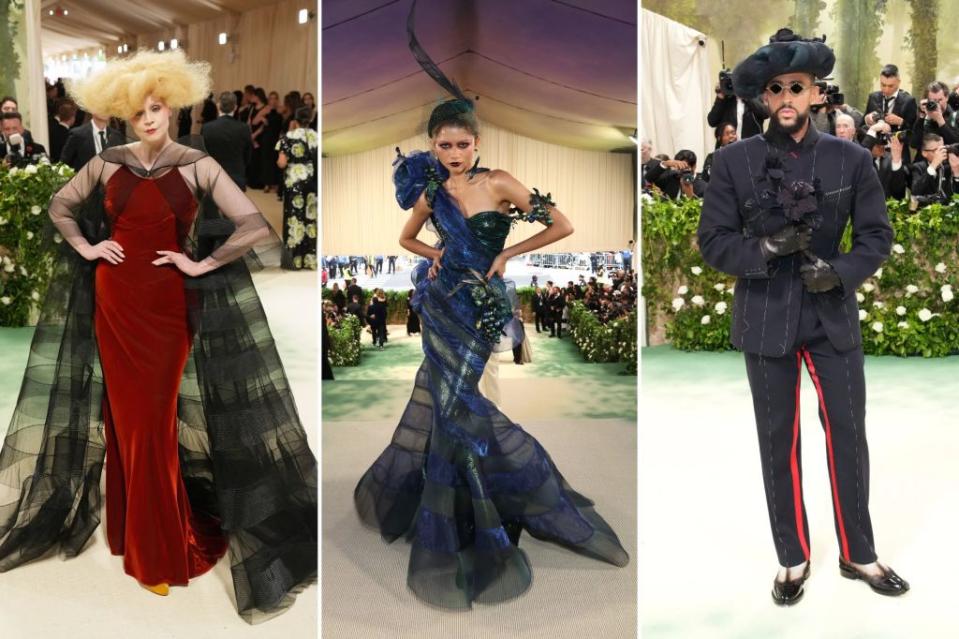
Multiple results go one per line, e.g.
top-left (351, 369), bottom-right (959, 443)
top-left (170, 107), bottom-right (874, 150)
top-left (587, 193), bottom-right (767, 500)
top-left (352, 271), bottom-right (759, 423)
top-left (643, 62), bottom-right (959, 209)
top-left (323, 279), bottom-right (420, 351)
top-left (531, 267), bottom-right (638, 337)
top-left (3, 76), bottom-right (319, 270)
top-left (323, 255), bottom-right (399, 280)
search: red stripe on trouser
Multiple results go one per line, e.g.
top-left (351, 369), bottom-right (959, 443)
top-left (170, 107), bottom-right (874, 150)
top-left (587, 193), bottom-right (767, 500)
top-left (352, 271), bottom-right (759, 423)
top-left (802, 349), bottom-right (851, 561)
top-left (790, 352), bottom-right (810, 560)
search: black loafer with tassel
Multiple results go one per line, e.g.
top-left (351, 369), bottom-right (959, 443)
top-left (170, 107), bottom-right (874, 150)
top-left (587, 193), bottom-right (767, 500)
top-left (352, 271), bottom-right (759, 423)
top-left (839, 558), bottom-right (910, 596)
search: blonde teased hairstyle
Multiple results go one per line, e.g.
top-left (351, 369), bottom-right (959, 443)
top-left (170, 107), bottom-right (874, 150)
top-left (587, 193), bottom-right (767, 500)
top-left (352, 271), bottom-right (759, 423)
top-left (69, 49), bottom-right (211, 121)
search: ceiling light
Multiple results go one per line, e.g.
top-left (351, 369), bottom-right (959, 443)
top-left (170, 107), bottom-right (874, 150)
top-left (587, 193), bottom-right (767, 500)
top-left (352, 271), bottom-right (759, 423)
top-left (158, 41), bottom-right (165, 51)
top-left (170, 38), bottom-right (179, 50)
top-left (218, 33), bottom-right (228, 45)
top-left (298, 9), bottom-right (309, 24)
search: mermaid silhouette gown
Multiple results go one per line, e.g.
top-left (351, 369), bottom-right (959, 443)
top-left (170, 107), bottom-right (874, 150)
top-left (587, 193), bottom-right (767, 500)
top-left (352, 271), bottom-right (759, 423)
top-left (354, 151), bottom-right (629, 609)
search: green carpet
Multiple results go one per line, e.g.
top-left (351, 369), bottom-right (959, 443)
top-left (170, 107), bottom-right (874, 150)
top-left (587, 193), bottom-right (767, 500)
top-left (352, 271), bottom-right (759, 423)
top-left (323, 324), bottom-right (637, 422)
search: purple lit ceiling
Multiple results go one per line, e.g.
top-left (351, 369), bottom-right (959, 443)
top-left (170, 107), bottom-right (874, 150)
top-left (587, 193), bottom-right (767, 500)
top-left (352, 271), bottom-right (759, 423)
top-left (322, 0), bottom-right (637, 155)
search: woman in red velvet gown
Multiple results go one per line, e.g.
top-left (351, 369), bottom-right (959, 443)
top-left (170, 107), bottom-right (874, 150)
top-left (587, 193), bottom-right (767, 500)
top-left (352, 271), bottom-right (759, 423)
top-left (0, 50), bottom-right (316, 623)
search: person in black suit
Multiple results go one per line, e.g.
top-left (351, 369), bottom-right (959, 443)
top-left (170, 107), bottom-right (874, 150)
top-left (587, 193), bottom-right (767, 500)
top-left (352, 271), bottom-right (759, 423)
top-left (547, 286), bottom-right (565, 338)
top-left (863, 64), bottom-right (917, 136)
top-left (531, 287), bottom-right (545, 333)
top-left (201, 91), bottom-right (252, 190)
top-left (910, 132), bottom-right (959, 204)
top-left (347, 278), bottom-right (364, 306)
top-left (1, 112), bottom-right (46, 165)
top-left (909, 81), bottom-right (959, 161)
top-left (59, 112), bottom-right (124, 171)
top-left (48, 99), bottom-right (79, 162)
top-left (708, 81), bottom-right (767, 140)
top-left (699, 28), bottom-right (908, 607)
top-left (859, 119), bottom-right (909, 200)
top-left (700, 122), bottom-right (738, 182)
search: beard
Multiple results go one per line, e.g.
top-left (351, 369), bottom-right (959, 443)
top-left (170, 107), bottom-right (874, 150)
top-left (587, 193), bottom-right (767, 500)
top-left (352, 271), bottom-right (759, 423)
top-left (769, 107), bottom-right (809, 136)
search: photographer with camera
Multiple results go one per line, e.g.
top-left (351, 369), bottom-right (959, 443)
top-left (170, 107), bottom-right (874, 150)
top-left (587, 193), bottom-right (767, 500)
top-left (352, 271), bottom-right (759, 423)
top-left (909, 81), bottom-right (959, 161)
top-left (646, 149), bottom-right (706, 199)
top-left (1, 112), bottom-right (46, 167)
top-left (863, 64), bottom-right (917, 136)
top-left (810, 82), bottom-right (864, 137)
top-left (910, 132), bottom-right (959, 206)
top-left (859, 118), bottom-right (909, 200)
top-left (708, 70), bottom-right (767, 140)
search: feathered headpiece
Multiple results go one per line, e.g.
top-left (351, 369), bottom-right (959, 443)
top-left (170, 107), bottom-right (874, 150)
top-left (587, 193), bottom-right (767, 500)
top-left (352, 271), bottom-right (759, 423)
top-left (407, 0), bottom-right (478, 137)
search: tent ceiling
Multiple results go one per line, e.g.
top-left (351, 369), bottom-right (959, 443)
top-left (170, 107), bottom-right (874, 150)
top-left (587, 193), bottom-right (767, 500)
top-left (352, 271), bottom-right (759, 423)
top-left (322, 0), bottom-right (637, 155)
top-left (40, 0), bottom-right (288, 55)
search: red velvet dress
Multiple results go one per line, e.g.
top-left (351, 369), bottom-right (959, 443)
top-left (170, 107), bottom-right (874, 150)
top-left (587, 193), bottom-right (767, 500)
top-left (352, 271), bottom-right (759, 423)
top-left (96, 166), bottom-right (227, 586)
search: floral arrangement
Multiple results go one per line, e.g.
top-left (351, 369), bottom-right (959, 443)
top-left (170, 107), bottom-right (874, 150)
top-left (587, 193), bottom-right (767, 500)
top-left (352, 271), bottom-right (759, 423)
top-left (0, 160), bottom-right (75, 326)
top-left (327, 313), bottom-right (362, 366)
top-left (644, 196), bottom-right (959, 357)
top-left (568, 301), bottom-right (637, 373)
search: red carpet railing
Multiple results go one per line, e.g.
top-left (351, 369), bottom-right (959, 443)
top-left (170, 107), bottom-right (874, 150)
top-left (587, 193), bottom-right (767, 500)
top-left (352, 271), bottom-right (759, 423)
top-left (0, 162), bottom-right (75, 326)
top-left (642, 196), bottom-right (959, 357)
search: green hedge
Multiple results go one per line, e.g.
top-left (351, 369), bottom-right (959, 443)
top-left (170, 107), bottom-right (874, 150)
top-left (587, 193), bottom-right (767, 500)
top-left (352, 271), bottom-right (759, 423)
top-left (643, 196), bottom-right (959, 357)
top-left (567, 301), bottom-right (638, 373)
top-left (328, 314), bottom-right (362, 366)
top-left (0, 161), bottom-right (75, 326)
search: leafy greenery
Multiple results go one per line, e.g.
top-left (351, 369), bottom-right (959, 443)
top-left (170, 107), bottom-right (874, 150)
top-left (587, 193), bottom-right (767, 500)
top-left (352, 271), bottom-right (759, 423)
top-left (0, 1), bottom-right (24, 99)
top-left (328, 314), bottom-right (362, 366)
top-left (642, 195), bottom-right (959, 357)
top-left (792, 0), bottom-right (828, 35)
top-left (567, 301), bottom-right (638, 374)
top-left (0, 161), bottom-right (75, 326)
top-left (322, 285), bottom-right (542, 323)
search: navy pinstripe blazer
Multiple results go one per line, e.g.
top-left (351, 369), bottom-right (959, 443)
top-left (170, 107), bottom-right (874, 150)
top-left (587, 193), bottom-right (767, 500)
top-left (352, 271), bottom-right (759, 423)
top-left (697, 125), bottom-right (893, 357)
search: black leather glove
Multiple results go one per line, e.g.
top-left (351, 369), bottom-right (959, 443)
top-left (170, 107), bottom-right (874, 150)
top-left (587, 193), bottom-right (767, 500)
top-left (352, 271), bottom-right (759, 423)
top-left (800, 257), bottom-right (842, 293)
top-left (759, 224), bottom-right (812, 260)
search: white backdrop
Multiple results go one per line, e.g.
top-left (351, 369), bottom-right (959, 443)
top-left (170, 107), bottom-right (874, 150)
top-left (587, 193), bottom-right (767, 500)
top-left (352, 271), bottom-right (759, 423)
top-left (321, 122), bottom-right (635, 255)
top-left (640, 9), bottom-right (713, 167)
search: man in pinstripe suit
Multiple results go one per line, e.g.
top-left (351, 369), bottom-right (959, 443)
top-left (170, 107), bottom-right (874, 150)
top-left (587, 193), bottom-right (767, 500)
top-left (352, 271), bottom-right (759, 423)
top-left (698, 28), bottom-right (909, 606)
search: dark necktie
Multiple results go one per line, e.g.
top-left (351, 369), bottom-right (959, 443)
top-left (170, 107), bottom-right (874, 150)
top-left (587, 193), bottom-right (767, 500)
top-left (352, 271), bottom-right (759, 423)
top-left (99, 130), bottom-right (107, 150)
top-left (885, 96), bottom-right (895, 115)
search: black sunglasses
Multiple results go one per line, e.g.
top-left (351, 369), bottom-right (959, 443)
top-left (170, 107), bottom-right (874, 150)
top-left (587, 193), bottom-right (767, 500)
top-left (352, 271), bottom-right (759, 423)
top-left (766, 81), bottom-right (811, 96)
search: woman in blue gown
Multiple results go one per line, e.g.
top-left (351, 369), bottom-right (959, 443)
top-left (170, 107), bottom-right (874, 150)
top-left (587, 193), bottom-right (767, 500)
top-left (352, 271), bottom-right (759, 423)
top-left (353, 0), bottom-right (629, 609)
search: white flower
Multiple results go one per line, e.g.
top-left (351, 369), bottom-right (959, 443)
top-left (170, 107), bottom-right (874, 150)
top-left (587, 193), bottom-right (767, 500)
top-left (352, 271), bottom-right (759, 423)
top-left (906, 284), bottom-right (919, 295)
top-left (943, 288), bottom-right (954, 303)
top-left (714, 283), bottom-right (725, 291)
top-left (935, 262), bottom-right (947, 274)
top-left (701, 314), bottom-right (711, 325)
top-left (862, 283), bottom-right (875, 293)
top-left (19, 266), bottom-right (27, 276)
top-left (871, 322), bottom-right (883, 333)
top-left (897, 321), bottom-right (909, 329)
top-left (691, 295), bottom-right (705, 306)
top-left (3, 262), bottom-right (13, 273)
top-left (30, 205), bottom-right (40, 216)
top-left (57, 164), bottom-right (71, 176)
top-left (918, 308), bottom-right (933, 322)
top-left (53, 233), bottom-right (63, 244)
top-left (30, 290), bottom-right (39, 301)
top-left (671, 297), bottom-right (685, 311)
top-left (677, 285), bottom-right (689, 295)
top-left (874, 268), bottom-right (883, 278)
top-left (691, 266), bottom-right (703, 275)
top-left (26, 231), bottom-right (33, 240)
top-left (872, 301), bottom-right (885, 309)
top-left (8, 167), bottom-right (18, 175)
top-left (0, 296), bottom-right (10, 305)
top-left (858, 309), bottom-right (868, 321)
top-left (715, 301), bottom-right (727, 315)
top-left (896, 306), bottom-right (906, 316)
top-left (24, 164), bottom-right (37, 174)
top-left (892, 243), bottom-right (905, 254)
top-left (0, 216), bottom-right (6, 226)
top-left (856, 292), bottom-right (865, 303)
top-left (640, 192), bottom-right (653, 203)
